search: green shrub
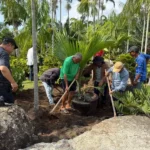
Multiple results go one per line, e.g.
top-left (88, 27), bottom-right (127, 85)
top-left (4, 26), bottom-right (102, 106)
top-left (10, 57), bottom-right (27, 91)
top-left (116, 53), bottom-right (135, 76)
top-left (38, 54), bottom-right (62, 76)
top-left (113, 86), bottom-right (150, 115)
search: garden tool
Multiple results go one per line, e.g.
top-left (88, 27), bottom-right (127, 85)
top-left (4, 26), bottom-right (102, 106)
top-left (50, 79), bottom-right (76, 114)
top-left (105, 70), bottom-right (117, 117)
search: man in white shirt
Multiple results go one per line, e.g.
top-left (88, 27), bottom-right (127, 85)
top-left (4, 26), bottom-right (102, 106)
top-left (27, 47), bottom-right (34, 81)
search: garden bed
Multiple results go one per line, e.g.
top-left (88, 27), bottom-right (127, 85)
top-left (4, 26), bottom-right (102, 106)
top-left (14, 85), bottom-right (113, 146)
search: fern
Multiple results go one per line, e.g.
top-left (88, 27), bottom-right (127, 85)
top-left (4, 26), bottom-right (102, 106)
top-left (113, 86), bottom-right (150, 115)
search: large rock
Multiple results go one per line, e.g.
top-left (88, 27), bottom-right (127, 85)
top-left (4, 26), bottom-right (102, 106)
top-left (21, 116), bottom-right (150, 150)
top-left (0, 105), bottom-right (34, 150)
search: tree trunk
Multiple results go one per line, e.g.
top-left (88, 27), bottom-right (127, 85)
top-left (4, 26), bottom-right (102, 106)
top-left (144, 12), bottom-right (150, 54)
top-left (51, 0), bottom-right (54, 54)
top-left (141, 14), bottom-right (146, 52)
top-left (31, 0), bottom-right (39, 112)
top-left (13, 22), bottom-right (19, 57)
top-left (60, 0), bottom-right (62, 30)
top-left (68, 9), bottom-right (70, 35)
top-left (126, 26), bottom-right (130, 53)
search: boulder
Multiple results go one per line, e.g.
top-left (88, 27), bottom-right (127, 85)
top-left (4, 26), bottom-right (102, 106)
top-left (0, 105), bottom-right (34, 150)
top-left (21, 116), bottom-right (150, 150)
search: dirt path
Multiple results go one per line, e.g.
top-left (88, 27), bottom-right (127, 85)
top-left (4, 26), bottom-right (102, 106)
top-left (14, 86), bottom-right (113, 144)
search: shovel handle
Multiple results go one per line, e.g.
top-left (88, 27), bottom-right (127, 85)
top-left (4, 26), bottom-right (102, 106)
top-left (50, 79), bottom-right (76, 114)
top-left (105, 70), bottom-right (117, 117)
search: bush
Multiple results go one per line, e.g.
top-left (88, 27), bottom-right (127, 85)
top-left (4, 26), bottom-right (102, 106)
top-left (113, 86), bottom-right (150, 115)
top-left (115, 53), bottom-right (135, 75)
top-left (38, 54), bottom-right (61, 76)
top-left (10, 57), bottom-right (27, 91)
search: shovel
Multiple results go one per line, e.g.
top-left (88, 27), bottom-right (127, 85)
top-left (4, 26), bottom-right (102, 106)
top-left (105, 70), bottom-right (116, 117)
top-left (50, 79), bottom-right (76, 114)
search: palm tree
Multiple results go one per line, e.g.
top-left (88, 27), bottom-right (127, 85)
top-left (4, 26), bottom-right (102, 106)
top-left (31, 0), bottom-right (39, 112)
top-left (77, 0), bottom-right (90, 28)
top-left (0, 0), bottom-right (28, 35)
top-left (66, 0), bottom-right (72, 35)
top-left (54, 30), bottom-right (114, 90)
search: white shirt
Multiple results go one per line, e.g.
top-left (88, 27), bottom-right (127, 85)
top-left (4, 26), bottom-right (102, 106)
top-left (27, 47), bottom-right (34, 66)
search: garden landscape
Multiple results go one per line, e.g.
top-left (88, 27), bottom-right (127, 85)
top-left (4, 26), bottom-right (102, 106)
top-left (1, 0), bottom-right (150, 150)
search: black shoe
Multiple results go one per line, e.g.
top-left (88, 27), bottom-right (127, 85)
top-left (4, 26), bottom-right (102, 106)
top-left (0, 96), bottom-right (5, 106)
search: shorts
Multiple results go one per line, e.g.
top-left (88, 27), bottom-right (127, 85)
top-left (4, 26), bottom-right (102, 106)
top-left (61, 79), bottom-right (77, 92)
top-left (0, 82), bottom-right (14, 103)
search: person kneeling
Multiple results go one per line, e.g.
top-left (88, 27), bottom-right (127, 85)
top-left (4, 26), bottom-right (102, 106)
top-left (40, 68), bottom-right (60, 106)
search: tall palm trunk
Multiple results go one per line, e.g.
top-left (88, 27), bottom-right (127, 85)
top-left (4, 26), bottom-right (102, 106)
top-left (31, 0), bottom-right (39, 112)
top-left (98, 0), bottom-right (101, 21)
top-left (141, 15), bottom-right (146, 52)
top-left (126, 26), bottom-right (130, 52)
top-left (51, 0), bottom-right (54, 54)
top-left (13, 22), bottom-right (19, 57)
top-left (144, 11), bottom-right (150, 54)
top-left (60, 0), bottom-right (62, 30)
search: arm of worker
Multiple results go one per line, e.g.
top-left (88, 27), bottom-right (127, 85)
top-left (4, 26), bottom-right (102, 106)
top-left (111, 73), bottom-right (129, 93)
top-left (134, 59), bottom-right (143, 85)
top-left (63, 61), bottom-right (70, 91)
top-left (99, 63), bottom-right (110, 86)
top-left (0, 66), bottom-right (18, 92)
top-left (105, 67), bottom-right (113, 76)
top-left (143, 54), bottom-right (150, 60)
top-left (75, 69), bottom-right (80, 80)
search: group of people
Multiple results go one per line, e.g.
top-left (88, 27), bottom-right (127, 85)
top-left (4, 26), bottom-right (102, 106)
top-left (0, 37), bottom-right (150, 114)
top-left (40, 46), bottom-right (150, 114)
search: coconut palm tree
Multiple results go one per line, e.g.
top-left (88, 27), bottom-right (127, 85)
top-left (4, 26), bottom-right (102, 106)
top-left (0, 0), bottom-right (28, 35)
top-left (66, 0), bottom-right (72, 35)
top-left (31, 0), bottom-right (39, 112)
top-left (54, 30), bottom-right (114, 90)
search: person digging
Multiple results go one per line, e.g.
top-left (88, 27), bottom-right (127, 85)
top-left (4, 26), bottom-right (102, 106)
top-left (59, 53), bottom-right (82, 114)
top-left (105, 62), bottom-right (129, 116)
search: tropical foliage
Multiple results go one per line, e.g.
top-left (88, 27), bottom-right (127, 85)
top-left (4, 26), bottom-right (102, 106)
top-left (114, 86), bottom-right (150, 115)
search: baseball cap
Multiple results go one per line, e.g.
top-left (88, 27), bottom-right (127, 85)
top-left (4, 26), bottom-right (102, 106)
top-left (93, 56), bottom-right (104, 64)
top-left (113, 62), bottom-right (124, 73)
top-left (2, 37), bottom-right (18, 49)
top-left (128, 46), bottom-right (139, 53)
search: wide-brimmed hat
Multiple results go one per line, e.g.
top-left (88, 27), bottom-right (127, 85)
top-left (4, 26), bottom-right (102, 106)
top-left (2, 37), bottom-right (18, 49)
top-left (113, 61), bottom-right (124, 72)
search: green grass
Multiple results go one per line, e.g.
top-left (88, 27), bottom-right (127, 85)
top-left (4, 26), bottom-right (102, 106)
top-left (22, 80), bottom-right (42, 90)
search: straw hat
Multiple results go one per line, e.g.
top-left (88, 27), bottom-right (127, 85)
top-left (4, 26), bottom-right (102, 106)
top-left (113, 62), bottom-right (124, 72)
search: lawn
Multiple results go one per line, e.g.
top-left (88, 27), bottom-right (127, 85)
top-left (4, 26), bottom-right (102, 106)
top-left (22, 80), bottom-right (42, 90)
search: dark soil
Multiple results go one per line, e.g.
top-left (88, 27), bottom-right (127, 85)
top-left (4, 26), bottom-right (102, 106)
top-left (14, 85), bottom-right (113, 144)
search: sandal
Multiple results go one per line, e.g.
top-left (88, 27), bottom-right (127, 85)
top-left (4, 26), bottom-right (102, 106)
top-left (60, 108), bottom-right (69, 114)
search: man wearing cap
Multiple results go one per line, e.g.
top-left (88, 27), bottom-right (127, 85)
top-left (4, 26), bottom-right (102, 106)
top-left (128, 46), bottom-right (150, 89)
top-left (0, 37), bottom-right (18, 105)
top-left (106, 61), bottom-right (129, 94)
top-left (60, 53), bottom-right (82, 113)
top-left (83, 56), bottom-right (109, 102)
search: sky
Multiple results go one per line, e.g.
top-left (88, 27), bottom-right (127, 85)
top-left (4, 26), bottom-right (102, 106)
top-left (0, 0), bottom-right (127, 26)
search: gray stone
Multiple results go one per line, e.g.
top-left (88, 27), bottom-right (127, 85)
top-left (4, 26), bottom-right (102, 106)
top-left (0, 105), bottom-right (34, 150)
top-left (21, 116), bottom-right (150, 150)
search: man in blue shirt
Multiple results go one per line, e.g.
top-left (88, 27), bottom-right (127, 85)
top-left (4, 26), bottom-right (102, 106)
top-left (106, 61), bottom-right (129, 94)
top-left (128, 46), bottom-right (150, 89)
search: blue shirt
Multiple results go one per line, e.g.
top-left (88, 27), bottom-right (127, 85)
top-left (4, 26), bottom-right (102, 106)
top-left (135, 53), bottom-right (150, 82)
top-left (107, 67), bottom-right (129, 92)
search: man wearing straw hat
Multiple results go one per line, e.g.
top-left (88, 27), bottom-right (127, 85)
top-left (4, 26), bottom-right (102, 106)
top-left (60, 53), bottom-right (82, 114)
top-left (106, 61), bottom-right (129, 94)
